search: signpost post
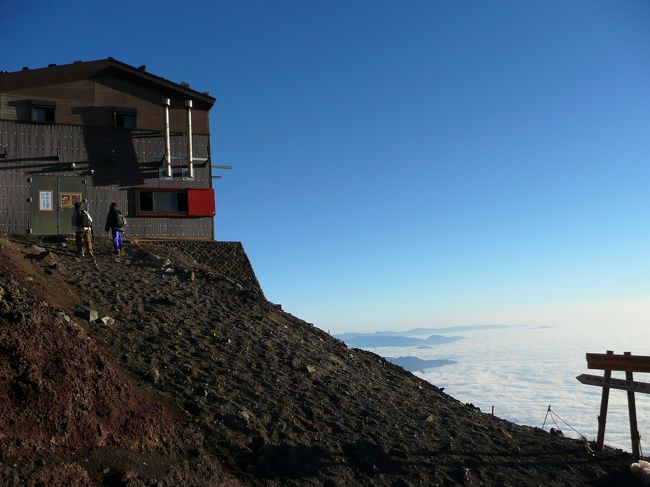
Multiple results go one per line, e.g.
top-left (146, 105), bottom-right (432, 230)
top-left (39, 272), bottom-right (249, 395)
top-left (578, 350), bottom-right (650, 460)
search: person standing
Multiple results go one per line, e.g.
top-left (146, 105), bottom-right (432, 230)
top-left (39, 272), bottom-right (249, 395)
top-left (71, 202), bottom-right (94, 257)
top-left (105, 202), bottom-right (126, 254)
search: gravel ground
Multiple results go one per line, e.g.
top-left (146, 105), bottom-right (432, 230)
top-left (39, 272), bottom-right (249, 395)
top-left (0, 235), bottom-right (643, 486)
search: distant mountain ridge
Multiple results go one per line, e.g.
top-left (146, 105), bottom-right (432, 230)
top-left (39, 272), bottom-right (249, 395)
top-left (337, 333), bottom-right (463, 348)
top-left (387, 356), bottom-right (457, 372)
top-left (337, 324), bottom-right (521, 341)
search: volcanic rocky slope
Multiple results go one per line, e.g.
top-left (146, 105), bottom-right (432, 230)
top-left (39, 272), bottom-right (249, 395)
top-left (0, 235), bottom-right (641, 486)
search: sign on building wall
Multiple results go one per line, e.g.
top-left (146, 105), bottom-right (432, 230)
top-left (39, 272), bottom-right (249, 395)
top-left (60, 192), bottom-right (82, 208)
top-left (39, 190), bottom-right (53, 211)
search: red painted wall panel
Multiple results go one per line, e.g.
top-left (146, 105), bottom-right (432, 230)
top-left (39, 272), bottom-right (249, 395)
top-left (187, 188), bottom-right (215, 217)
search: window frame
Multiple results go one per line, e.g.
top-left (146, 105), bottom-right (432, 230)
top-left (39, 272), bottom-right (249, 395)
top-left (134, 187), bottom-right (215, 217)
top-left (135, 188), bottom-right (189, 217)
top-left (113, 107), bottom-right (137, 129)
top-left (30, 100), bottom-right (56, 123)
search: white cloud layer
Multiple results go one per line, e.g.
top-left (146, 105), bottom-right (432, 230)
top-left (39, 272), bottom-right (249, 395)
top-left (361, 323), bottom-right (650, 452)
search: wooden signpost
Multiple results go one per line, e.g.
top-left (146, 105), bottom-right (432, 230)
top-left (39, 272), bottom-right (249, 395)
top-left (577, 350), bottom-right (650, 460)
top-left (576, 374), bottom-right (650, 394)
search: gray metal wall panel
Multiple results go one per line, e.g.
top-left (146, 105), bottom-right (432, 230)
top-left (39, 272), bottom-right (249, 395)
top-left (0, 119), bottom-right (30, 234)
top-left (0, 120), bottom-right (214, 238)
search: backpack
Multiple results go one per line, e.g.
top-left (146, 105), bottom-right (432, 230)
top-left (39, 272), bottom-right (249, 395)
top-left (117, 213), bottom-right (127, 228)
top-left (80, 210), bottom-right (92, 228)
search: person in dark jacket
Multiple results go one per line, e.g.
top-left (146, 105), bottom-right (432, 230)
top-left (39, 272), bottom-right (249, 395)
top-left (105, 202), bottom-right (125, 254)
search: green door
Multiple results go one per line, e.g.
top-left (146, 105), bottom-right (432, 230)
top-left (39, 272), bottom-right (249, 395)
top-left (30, 176), bottom-right (58, 235)
top-left (30, 176), bottom-right (86, 235)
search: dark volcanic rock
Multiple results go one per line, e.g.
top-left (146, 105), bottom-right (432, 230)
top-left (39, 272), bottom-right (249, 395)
top-left (0, 236), bottom-right (640, 486)
top-left (0, 238), bottom-right (239, 486)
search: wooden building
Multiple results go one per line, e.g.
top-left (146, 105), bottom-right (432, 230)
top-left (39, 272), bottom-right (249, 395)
top-left (0, 58), bottom-right (217, 238)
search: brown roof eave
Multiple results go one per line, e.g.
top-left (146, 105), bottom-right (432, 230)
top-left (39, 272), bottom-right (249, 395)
top-left (0, 60), bottom-right (108, 92)
top-left (98, 59), bottom-right (216, 107)
top-left (0, 58), bottom-right (216, 109)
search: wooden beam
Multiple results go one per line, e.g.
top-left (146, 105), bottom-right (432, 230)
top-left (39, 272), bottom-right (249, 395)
top-left (596, 350), bottom-right (612, 451)
top-left (625, 352), bottom-right (641, 460)
top-left (586, 352), bottom-right (650, 372)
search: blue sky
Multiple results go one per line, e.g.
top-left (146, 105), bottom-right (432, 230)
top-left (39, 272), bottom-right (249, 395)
top-left (4, 1), bottom-right (650, 332)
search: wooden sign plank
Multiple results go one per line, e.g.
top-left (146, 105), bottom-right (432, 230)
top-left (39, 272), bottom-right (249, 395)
top-left (576, 374), bottom-right (650, 394)
top-left (586, 353), bottom-right (650, 373)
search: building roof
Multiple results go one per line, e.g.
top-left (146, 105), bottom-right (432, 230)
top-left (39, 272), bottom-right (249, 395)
top-left (0, 58), bottom-right (216, 109)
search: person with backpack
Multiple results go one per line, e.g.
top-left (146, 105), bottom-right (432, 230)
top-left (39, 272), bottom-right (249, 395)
top-left (71, 202), bottom-right (94, 257)
top-left (105, 202), bottom-right (126, 254)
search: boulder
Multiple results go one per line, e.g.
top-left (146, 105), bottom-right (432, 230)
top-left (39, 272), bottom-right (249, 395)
top-left (148, 367), bottom-right (160, 384)
top-left (84, 309), bottom-right (99, 322)
top-left (38, 251), bottom-right (58, 267)
top-left (28, 244), bottom-right (45, 254)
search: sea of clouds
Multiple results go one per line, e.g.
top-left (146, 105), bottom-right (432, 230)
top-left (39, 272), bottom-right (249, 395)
top-left (340, 324), bottom-right (650, 452)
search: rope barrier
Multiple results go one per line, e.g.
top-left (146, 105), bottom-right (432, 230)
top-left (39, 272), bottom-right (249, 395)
top-left (541, 404), bottom-right (645, 457)
top-left (548, 406), bottom-right (587, 440)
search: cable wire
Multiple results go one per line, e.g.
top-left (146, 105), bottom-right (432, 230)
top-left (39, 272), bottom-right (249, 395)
top-left (541, 404), bottom-right (587, 440)
top-left (542, 404), bottom-right (645, 458)
top-left (548, 407), bottom-right (587, 440)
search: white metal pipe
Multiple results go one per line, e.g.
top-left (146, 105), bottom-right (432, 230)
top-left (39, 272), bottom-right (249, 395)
top-left (163, 98), bottom-right (172, 177)
top-left (185, 99), bottom-right (194, 179)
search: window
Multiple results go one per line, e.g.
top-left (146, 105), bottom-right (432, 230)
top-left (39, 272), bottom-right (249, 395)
top-left (31, 101), bottom-right (55, 123)
top-left (137, 189), bottom-right (188, 215)
top-left (139, 191), bottom-right (154, 212)
top-left (136, 188), bottom-right (214, 217)
top-left (114, 108), bottom-right (137, 129)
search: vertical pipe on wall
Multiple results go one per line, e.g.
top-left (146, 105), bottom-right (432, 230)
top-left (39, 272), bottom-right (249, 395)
top-left (163, 98), bottom-right (172, 177)
top-left (185, 100), bottom-right (194, 179)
